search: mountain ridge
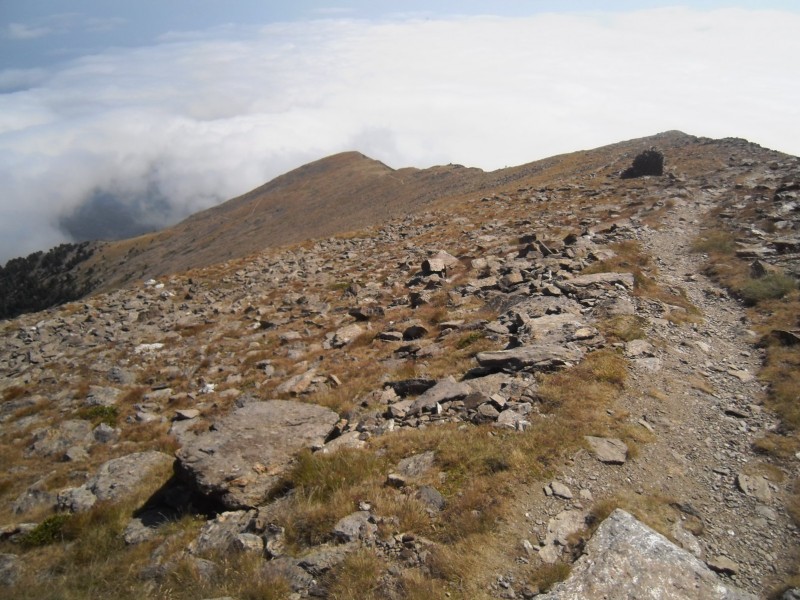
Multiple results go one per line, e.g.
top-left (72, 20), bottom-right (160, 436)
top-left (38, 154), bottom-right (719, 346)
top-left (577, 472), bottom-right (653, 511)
top-left (3, 130), bottom-right (705, 320)
top-left (0, 131), bottom-right (798, 598)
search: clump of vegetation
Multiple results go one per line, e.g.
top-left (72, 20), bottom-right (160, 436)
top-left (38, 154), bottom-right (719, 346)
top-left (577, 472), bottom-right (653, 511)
top-left (19, 513), bottom-right (73, 547)
top-left (325, 550), bottom-right (385, 600)
top-left (77, 405), bottom-right (119, 427)
top-left (456, 331), bottom-right (485, 349)
top-left (739, 273), bottom-right (796, 305)
top-left (276, 449), bottom-right (387, 549)
top-left (691, 231), bottom-right (735, 255)
top-left (599, 315), bottom-right (647, 343)
top-left (528, 563), bottom-right (572, 593)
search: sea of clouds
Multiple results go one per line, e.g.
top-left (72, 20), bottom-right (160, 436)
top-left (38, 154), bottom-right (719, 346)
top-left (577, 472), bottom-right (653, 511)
top-left (1, 7), bottom-right (798, 263)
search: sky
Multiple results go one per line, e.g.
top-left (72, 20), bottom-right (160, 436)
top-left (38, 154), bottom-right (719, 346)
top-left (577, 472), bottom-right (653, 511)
top-left (1, 1), bottom-right (799, 264)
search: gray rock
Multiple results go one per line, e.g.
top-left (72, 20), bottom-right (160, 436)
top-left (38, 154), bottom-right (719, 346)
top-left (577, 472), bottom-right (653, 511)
top-left (539, 509), bottom-right (588, 564)
top-left (332, 511), bottom-right (377, 543)
top-left (85, 386), bottom-right (121, 407)
top-left (298, 543), bottom-right (357, 576)
top-left (331, 323), bottom-right (364, 348)
top-left (57, 485), bottom-right (97, 513)
top-left (12, 480), bottom-right (55, 515)
top-left (64, 445), bottom-right (89, 462)
top-left (176, 400), bottom-right (338, 509)
top-left (26, 419), bottom-right (93, 458)
top-left (550, 481), bottom-right (573, 500)
top-left (93, 423), bottom-right (120, 444)
top-left (90, 451), bottom-right (173, 503)
top-left (275, 368), bottom-right (318, 396)
top-left (58, 450), bottom-right (173, 513)
top-left (231, 532), bottom-right (264, 554)
top-left (261, 556), bottom-right (314, 592)
top-left (476, 346), bottom-right (583, 372)
top-left (585, 436), bottom-right (628, 464)
top-left (707, 555), bottom-right (740, 576)
top-left (624, 339), bottom-right (654, 358)
top-left (736, 473), bottom-right (772, 503)
top-left (474, 403), bottom-right (500, 422)
top-left (123, 508), bottom-right (175, 545)
top-left (395, 451), bottom-right (436, 480)
top-left (562, 271), bottom-right (635, 289)
top-left (189, 510), bottom-right (255, 555)
top-left (540, 510), bottom-right (755, 599)
top-left (0, 554), bottom-right (19, 586)
top-left (408, 377), bottom-right (472, 415)
top-left (174, 409), bottom-right (200, 421)
top-left (417, 485), bottom-right (446, 511)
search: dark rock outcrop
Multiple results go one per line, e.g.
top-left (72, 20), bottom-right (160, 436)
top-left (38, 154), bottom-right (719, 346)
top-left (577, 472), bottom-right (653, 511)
top-left (620, 149), bottom-right (664, 179)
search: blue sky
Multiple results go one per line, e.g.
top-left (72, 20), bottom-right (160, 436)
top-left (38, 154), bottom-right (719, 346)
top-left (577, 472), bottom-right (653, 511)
top-left (1, 1), bottom-right (799, 262)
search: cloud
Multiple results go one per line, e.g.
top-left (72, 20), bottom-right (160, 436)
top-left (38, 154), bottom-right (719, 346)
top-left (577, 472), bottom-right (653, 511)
top-left (6, 23), bottom-right (52, 40)
top-left (1, 7), bottom-right (799, 263)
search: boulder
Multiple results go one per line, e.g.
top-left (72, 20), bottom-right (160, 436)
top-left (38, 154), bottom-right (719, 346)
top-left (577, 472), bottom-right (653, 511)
top-left (476, 346), bottom-right (582, 372)
top-left (188, 510), bottom-right (255, 555)
top-left (736, 473), bottom-right (772, 503)
top-left (539, 510), bottom-right (755, 599)
top-left (562, 272), bottom-right (635, 290)
top-left (408, 376), bottom-right (472, 415)
top-left (58, 450), bottom-right (173, 513)
top-left (330, 323), bottom-right (364, 348)
top-left (176, 400), bottom-right (339, 509)
top-left (585, 436), bottom-right (628, 465)
top-left (275, 368), bottom-right (318, 396)
top-left (332, 511), bottom-right (377, 543)
top-left (395, 451), bottom-right (436, 480)
top-left (298, 543), bottom-right (357, 576)
top-left (620, 149), bottom-right (664, 179)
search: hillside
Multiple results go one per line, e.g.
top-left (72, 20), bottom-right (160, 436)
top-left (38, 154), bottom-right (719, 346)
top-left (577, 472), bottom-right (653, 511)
top-left (0, 132), bottom-right (799, 599)
top-left (4, 130), bottom-right (707, 319)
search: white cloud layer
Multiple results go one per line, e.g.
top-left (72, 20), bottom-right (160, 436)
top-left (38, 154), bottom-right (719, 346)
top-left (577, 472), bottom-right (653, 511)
top-left (1, 7), bottom-right (799, 262)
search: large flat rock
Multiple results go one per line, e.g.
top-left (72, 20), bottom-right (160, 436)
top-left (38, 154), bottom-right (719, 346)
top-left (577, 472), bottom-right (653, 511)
top-left (176, 400), bottom-right (339, 509)
top-left (539, 509), bottom-right (755, 600)
top-left (476, 345), bottom-right (582, 372)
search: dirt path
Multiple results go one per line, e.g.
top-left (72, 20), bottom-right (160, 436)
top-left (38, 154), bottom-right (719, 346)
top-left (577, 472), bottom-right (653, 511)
top-left (498, 192), bottom-right (798, 597)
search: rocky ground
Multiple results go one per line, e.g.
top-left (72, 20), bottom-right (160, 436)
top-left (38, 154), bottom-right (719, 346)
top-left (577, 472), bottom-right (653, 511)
top-left (0, 133), bottom-right (798, 599)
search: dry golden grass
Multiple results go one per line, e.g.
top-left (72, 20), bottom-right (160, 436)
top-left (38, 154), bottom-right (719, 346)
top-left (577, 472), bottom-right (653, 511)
top-left (326, 550), bottom-right (386, 600)
top-left (598, 315), bottom-right (647, 343)
top-left (2, 459), bottom-right (186, 600)
top-left (590, 492), bottom-right (682, 540)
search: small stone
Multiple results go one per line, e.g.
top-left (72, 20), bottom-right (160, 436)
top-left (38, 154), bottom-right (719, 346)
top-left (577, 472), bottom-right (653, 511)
top-left (550, 481), bottom-right (573, 500)
top-left (175, 409), bottom-right (200, 420)
top-left (706, 555), bottom-right (739, 575)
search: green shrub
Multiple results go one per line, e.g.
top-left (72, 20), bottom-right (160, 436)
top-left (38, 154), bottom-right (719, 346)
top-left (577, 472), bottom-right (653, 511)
top-left (78, 404), bottom-right (119, 426)
top-left (456, 331), bottom-right (484, 350)
top-left (740, 273), bottom-right (796, 305)
top-left (20, 514), bottom-right (73, 547)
